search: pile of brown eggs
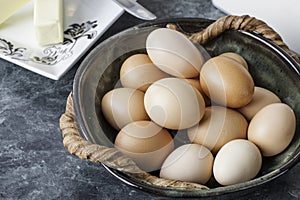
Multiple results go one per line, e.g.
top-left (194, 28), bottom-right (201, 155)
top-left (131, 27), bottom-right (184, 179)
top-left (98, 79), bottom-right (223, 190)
top-left (101, 28), bottom-right (296, 186)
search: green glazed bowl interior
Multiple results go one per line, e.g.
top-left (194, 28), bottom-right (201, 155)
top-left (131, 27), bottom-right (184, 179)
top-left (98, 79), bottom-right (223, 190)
top-left (73, 18), bottom-right (300, 197)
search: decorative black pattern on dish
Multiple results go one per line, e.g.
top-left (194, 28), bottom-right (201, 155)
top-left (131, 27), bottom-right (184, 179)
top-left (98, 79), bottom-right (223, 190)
top-left (0, 38), bottom-right (26, 58)
top-left (0, 20), bottom-right (98, 65)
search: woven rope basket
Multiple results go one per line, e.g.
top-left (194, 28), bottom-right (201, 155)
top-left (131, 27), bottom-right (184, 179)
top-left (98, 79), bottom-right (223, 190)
top-left (59, 15), bottom-right (300, 190)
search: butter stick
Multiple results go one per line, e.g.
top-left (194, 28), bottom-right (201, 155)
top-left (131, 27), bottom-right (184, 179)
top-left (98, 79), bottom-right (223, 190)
top-left (0, 0), bottom-right (30, 24)
top-left (34, 0), bottom-right (64, 46)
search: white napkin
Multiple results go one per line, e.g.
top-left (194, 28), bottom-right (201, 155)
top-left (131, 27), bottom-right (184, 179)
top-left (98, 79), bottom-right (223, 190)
top-left (212, 0), bottom-right (300, 55)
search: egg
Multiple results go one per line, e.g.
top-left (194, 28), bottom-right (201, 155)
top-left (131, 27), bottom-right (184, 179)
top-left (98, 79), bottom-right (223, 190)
top-left (213, 139), bottom-right (262, 186)
top-left (101, 88), bottom-right (149, 130)
top-left (160, 144), bottom-right (214, 184)
top-left (184, 78), bottom-right (211, 106)
top-left (115, 121), bottom-right (174, 172)
top-left (120, 54), bottom-right (170, 92)
top-left (219, 52), bottom-right (248, 70)
top-left (188, 106), bottom-right (248, 154)
top-left (238, 87), bottom-right (281, 121)
top-left (146, 28), bottom-right (205, 78)
top-left (247, 103), bottom-right (296, 156)
top-left (200, 56), bottom-right (254, 108)
top-left (144, 77), bottom-right (205, 130)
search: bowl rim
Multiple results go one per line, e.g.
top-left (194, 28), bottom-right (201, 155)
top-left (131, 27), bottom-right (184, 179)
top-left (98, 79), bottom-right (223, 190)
top-left (73, 17), bottom-right (300, 197)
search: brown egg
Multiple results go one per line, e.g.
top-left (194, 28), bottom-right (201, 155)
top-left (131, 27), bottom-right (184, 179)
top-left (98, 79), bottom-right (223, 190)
top-left (219, 52), bottom-right (248, 70)
top-left (115, 121), bottom-right (174, 172)
top-left (120, 54), bottom-right (169, 92)
top-left (184, 78), bottom-right (211, 106)
top-left (238, 86), bottom-right (281, 121)
top-left (248, 103), bottom-right (296, 156)
top-left (160, 144), bottom-right (214, 184)
top-left (146, 28), bottom-right (205, 78)
top-left (200, 56), bottom-right (254, 108)
top-left (101, 88), bottom-right (149, 130)
top-left (188, 106), bottom-right (248, 154)
top-left (144, 78), bottom-right (205, 130)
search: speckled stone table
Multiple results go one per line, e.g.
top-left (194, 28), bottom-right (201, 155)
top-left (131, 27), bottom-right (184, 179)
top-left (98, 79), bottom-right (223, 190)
top-left (1, 1), bottom-right (299, 199)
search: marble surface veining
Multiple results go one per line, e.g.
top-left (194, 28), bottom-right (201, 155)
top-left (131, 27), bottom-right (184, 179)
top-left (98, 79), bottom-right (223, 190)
top-left (0, 0), bottom-right (299, 199)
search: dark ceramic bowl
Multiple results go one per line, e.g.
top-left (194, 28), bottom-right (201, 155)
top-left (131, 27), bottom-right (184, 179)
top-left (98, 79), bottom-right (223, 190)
top-left (73, 18), bottom-right (300, 197)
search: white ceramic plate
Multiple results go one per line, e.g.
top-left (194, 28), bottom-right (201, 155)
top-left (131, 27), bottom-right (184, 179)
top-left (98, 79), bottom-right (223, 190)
top-left (0, 0), bottom-right (124, 80)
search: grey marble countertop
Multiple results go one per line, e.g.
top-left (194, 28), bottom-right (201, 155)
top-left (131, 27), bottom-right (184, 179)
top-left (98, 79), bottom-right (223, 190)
top-left (1, 1), bottom-right (299, 199)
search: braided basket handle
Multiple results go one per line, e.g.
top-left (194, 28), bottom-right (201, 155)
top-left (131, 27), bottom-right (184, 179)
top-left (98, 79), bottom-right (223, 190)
top-left (59, 15), bottom-right (298, 190)
top-left (188, 15), bottom-right (300, 64)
